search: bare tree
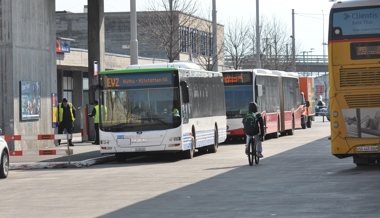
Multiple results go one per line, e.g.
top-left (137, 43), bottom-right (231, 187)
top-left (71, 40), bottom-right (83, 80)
top-left (260, 15), bottom-right (293, 71)
top-left (224, 19), bottom-right (252, 70)
top-left (139, 0), bottom-right (200, 63)
top-left (224, 15), bottom-right (297, 71)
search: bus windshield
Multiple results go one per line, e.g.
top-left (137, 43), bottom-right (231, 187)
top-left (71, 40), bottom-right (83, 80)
top-left (100, 87), bottom-right (180, 132)
top-left (98, 70), bottom-right (181, 132)
top-left (224, 85), bottom-right (253, 118)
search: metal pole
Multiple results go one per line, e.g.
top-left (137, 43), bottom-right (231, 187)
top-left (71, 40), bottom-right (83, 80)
top-left (212, 0), bottom-right (218, 71)
top-left (255, 0), bottom-right (261, 69)
top-left (130, 0), bottom-right (138, 65)
top-left (322, 10), bottom-right (326, 63)
top-left (292, 9), bottom-right (296, 72)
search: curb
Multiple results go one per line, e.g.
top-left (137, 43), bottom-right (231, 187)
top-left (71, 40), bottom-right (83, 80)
top-left (9, 155), bottom-right (115, 170)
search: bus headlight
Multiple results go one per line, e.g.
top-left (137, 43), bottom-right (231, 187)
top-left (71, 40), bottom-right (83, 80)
top-left (333, 111), bottom-right (338, 118)
top-left (100, 140), bottom-right (110, 144)
top-left (170, 137), bottom-right (181, 141)
top-left (333, 122), bottom-right (339, 128)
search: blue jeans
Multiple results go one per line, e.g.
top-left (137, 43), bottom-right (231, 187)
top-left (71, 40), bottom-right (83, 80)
top-left (246, 134), bottom-right (262, 153)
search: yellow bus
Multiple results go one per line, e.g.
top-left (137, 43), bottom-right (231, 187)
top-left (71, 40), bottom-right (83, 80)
top-left (329, 0), bottom-right (380, 166)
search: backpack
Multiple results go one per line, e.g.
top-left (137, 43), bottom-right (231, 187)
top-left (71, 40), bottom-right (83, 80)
top-left (243, 112), bottom-right (259, 136)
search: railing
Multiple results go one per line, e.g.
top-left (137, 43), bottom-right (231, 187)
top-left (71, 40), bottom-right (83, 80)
top-left (224, 54), bottom-right (328, 65)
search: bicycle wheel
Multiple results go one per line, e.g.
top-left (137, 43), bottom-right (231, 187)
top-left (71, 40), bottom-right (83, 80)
top-left (248, 137), bottom-right (254, 166)
top-left (254, 139), bottom-right (260, 164)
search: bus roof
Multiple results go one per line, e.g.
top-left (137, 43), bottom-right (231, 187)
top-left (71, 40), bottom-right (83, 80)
top-left (222, 69), bottom-right (272, 74)
top-left (127, 62), bottom-right (201, 70)
top-left (332, 0), bottom-right (378, 9)
top-left (271, 70), bottom-right (299, 79)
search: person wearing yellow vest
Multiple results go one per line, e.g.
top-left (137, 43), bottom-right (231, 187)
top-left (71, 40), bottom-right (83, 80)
top-left (57, 98), bottom-right (76, 146)
top-left (88, 100), bottom-right (100, 145)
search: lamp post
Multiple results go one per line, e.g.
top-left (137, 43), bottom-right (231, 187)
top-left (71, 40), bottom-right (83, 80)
top-left (322, 10), bottom-right (327, 63)
top-left (255, 0), bottom-right (261, 69)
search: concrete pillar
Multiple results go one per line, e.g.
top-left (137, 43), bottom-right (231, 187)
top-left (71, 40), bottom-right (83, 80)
top-left (87, 0), bottom-right (105, 104)
top-left (72, 71), bottom-right (83, 133)
top-left (0, 0), bottom-right (56, 150)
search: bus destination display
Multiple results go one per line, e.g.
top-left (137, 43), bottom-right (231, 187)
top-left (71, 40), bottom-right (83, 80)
top-left (223, 72), bottom-right (252, 84)
top-left (351, 42), bottom-right (380, 59)
top-left (103, 72), bottom-right (174, 88)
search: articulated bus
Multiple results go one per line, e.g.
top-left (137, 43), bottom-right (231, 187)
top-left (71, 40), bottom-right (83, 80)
top-left (95, 62), bottom-right (227, 161)
top-left (272, 70), bottom-right (302, 135)
top-left (329, 0), bottom-right (380, 166)
top-left (222, 69), bottom-right (301, 140)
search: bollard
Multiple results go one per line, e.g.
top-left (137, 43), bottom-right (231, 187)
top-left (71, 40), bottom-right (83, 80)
top-left (66, 133), bottom-right (72, 165)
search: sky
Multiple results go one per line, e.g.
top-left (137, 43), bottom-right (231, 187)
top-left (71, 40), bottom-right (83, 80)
top-left (56, 0), bottom-right (335, 56)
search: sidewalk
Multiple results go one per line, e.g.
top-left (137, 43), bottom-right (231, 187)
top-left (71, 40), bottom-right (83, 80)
top-left (9, 141), bottom-right (115, 170)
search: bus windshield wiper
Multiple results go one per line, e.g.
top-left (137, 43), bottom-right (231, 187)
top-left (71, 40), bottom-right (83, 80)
top-left (108, 123), bottom-right (136, 129)
top-left (140, 117), bottom-right (172, 126)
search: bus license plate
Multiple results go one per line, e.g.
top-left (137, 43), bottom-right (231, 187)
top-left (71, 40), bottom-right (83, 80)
top-left (356, 146), bottom-right (379, 152)
top-left (135, 147), bottom-right (146, 152)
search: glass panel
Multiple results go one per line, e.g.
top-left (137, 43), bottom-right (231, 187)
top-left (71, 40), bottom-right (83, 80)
top-left (100, 87), bottom-right (180, 132)
top-left (332, 7), bottom-right (380, 36)
top-left (224, 85), bottom-right (253, 118)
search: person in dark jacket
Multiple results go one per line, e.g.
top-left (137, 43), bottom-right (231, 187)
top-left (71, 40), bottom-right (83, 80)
top-left (242, 102), bottom-right (265, 157)
top-left (89, 100), bottom-right (100, 145)
top-left (57, 98), bottom-right (76, 146)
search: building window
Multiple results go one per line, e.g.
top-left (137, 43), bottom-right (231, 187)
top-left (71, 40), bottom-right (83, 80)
top-left (208, 35), bottom-right (213, 57)
top-left (180, 26), bottom-right (188, 53)
top-left (62, 71), bottom-right (74, 102)
top-left (190, 28), bottom-right (197, 55)
top-left (200, 31), bottom-right (207, 56)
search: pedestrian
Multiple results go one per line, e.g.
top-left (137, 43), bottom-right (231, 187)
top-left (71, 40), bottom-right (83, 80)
top-left (57, 98), bottom-right (76, 146)
top-left (88, 100), bottom-right (100, 145)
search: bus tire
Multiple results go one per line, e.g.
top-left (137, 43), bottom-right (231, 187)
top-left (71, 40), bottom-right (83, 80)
top-left (306, 117), bottom-right (312, 128)
top-left (287, 118), bottom-right (295, 135)
top-left (184, 131), bottom-right (196, 159)
top-left (208, 126), bottom-right (218, 153)
top-left (273, 120), bottom-right (280, 138)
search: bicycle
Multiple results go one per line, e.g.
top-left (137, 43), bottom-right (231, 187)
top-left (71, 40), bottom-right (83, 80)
top-left (247, 135), bottom-right (259, 166)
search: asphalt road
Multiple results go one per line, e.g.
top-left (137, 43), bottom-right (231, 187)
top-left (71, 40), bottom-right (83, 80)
top-left (2, 117), bottom-right (380, 218)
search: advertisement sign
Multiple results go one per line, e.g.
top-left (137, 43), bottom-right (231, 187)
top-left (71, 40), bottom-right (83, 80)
top-left (52, 93), bottom-right (58, 128)
top-left (56, 40), bottom-right (71, 53)
top-left (20, 81), bottom-right (41, 121)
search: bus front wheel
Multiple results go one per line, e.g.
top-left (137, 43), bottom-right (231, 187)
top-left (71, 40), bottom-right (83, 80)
top-left (183, 134), bottom-right (195, 159)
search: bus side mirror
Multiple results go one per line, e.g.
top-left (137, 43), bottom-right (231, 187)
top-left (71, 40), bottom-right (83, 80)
top-left (305, 100), bottom-right (310, 107)
top-left (180, 81), bottom-right (190, 103)
top-left (257, 84), bottom-right (263, 97)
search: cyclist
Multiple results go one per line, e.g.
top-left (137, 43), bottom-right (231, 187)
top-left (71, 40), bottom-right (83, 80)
top-left (243, 102), bottom-right (265, 157)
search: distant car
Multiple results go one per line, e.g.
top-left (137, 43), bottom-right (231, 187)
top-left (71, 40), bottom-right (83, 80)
top-left (0, 137), bottom-right (9, 179)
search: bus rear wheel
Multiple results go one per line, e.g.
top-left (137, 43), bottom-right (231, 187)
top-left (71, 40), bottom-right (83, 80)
top-left (306, 117), bottom-right (312, 128)
top-left (287, 118), bottom-right (295, 135)
top-left (208, 127), bottom-right (218, 153)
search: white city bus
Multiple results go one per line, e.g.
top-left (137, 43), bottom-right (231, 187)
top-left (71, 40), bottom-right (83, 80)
top-left (95, 62), bottom-right (227, 161)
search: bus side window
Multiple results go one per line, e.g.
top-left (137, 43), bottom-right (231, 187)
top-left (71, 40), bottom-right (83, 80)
top-left (256, 84), bottom-right (263, 97)
top-left (180, 81), bottom-right (190, 103)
